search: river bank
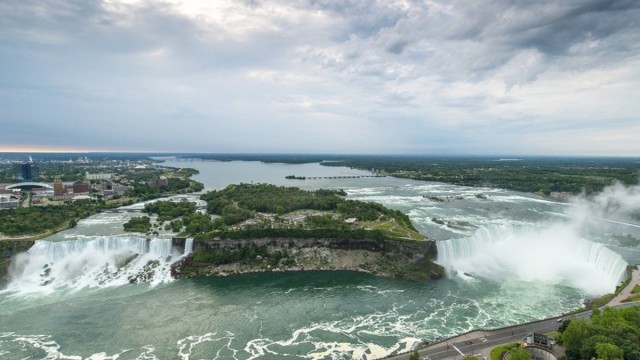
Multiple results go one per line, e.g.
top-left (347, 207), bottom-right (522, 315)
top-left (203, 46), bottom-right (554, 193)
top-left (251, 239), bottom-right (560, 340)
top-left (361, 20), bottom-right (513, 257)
top-left (2, 158), bottom-right (636, 360)
top-left (173, 237), bottom-right (445, 281)
top-left (0, 221), bottom-right (78, 284)
top-left (0, 239), bottom-right (35, 284)
top-left (384, 270), bottom-right (640, 360)
top-left (0, 223), bottom-right (72, 242)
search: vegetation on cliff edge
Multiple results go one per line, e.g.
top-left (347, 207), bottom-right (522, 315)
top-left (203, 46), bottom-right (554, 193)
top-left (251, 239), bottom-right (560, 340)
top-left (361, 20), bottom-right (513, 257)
top-left (558, 306), bottom-right (640, 360)
top-left (142, 183), bottom-right (424, 241)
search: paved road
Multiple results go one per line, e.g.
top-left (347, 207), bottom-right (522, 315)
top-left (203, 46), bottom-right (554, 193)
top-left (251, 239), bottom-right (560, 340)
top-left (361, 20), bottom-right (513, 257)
top-left (608, 265), bottom-right (640, 306)
top-left (383, 264), bottom-right (640, 360)
top-left (20, 192), bottom-right (30, 208)
top-left (382, 303), bottom-right (639, 360)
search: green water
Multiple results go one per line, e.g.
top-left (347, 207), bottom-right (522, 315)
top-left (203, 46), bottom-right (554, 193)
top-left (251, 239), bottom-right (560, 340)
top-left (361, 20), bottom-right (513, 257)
top-left (1, 159), bottom-right (637, 359)
top-left (0, 271), bottom-right (584, 359)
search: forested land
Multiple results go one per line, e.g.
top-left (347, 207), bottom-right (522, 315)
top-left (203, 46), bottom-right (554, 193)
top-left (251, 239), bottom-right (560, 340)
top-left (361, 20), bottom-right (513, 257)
top-left (141, 183), bottom-right (423, 241)
top-left (128, 177), bottom-right (204, 200)
top-left (321, 157), bottom-right (640, 194)
top-left (558, 306), bottom-right (640, 360)
top-left (123, 216), bottom-right (151, 233)
top-left (180, 154), bottom-right (640, 195)
top-left (0, 200), bottom-right (119, 236)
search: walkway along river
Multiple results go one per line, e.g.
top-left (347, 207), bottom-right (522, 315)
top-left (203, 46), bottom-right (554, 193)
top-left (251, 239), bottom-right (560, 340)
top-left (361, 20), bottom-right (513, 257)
top-left (385, 266), bottom-right (640, 360)
top-left (1, 159), bottom-right (638, 359)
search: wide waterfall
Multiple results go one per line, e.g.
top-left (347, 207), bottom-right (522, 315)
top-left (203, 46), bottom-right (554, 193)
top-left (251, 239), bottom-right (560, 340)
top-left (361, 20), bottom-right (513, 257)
top-left (437, 224), bottom-right (628, 295)
top-left (3, 235), bottom-right (193, 294)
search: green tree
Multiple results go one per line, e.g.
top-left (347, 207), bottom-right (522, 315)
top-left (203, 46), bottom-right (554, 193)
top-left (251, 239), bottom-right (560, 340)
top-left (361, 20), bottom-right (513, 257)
top-left (509, 347), bottom-right (532, 360)
top-left (123, 216), bottom-right (151, 233)
top-left (561, 318), bottom-right (589, 359)
top-left (595, 343), bottom-right (624, 360)
top-left (409, 350), bottom-right (420, 360)
top-left (558, 319), bottom-right (571, 335)
top-left (581, 335), bottom-right (614, 360)
top-left (558, 306), bottom-right (640, 360)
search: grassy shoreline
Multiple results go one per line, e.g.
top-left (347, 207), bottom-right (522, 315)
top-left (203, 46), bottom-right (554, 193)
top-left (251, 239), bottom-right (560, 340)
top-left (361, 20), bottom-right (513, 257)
top-left (0, 222), bottom-right (73, 242)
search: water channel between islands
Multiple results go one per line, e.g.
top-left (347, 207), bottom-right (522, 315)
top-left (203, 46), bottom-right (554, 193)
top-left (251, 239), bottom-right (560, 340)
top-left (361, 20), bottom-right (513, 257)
top-left (1, 159), bottom-right (638, 359)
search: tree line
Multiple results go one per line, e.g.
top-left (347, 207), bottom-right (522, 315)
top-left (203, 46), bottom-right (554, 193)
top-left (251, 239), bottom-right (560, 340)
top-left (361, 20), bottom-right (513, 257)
top-left (139, 184), bottom-right (420, 241)
top-left (558, 306), bottom-right (640, 360)
top-left (321, 157), bottom-right (640, 194)
top-left (0, 200), bottom-right (118, 236)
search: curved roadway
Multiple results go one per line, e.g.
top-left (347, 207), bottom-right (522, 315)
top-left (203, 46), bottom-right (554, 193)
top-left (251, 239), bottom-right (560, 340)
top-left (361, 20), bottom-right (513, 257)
top-left (383, 266), bottom-right (640, 360)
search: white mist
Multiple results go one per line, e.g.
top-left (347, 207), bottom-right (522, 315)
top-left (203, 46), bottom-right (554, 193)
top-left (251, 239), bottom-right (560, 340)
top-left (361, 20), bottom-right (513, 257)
top-left (3, 235), bottom-right (193, 295)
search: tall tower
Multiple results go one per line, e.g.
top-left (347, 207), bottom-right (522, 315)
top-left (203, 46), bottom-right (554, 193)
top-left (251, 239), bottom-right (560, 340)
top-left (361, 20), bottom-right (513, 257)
top-left (53, 177), bottom-right (64, 196)
top-left (22, 162), bottom-right (32, 181)
top-left (15, 160), bottom-right (39, 181)
top-left (13, 163), bottom-right (23, 180)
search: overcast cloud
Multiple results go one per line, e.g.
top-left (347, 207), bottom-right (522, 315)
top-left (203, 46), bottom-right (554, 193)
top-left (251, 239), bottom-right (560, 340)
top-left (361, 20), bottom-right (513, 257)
top-left (1, 0), bottom-right (639, 155)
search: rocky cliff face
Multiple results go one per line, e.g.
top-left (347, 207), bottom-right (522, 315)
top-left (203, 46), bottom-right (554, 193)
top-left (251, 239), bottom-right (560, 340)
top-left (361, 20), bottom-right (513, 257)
top-left (173, 238), bottom-right (444, 280)
top-left (0, 240), bottom-right (34, 285)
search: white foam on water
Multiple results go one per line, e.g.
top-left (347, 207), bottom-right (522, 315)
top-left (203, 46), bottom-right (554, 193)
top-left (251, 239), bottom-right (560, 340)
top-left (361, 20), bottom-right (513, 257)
top-left (0, 332), bottom-right (134, 360)
top-left (348, 194), bottom-right (426, 207)
top-left (238, 306), bottom-right (444, 360)
top-left (78, 213), bottom-right (131, 226)
top-left (344, 187), bottom-right (394, 196)
top-left (437, 224), bottom-right (628, 295)
top-left (356, 285), bottom-right (405, 296)
top-left (492, 194), bottom-right (563, 204)
top-left (177, 331), bottom-right (237, 360)
top-left (2, 235), bottom-right (194, 295)
top-left (135, 346), bottom-right (160, 360)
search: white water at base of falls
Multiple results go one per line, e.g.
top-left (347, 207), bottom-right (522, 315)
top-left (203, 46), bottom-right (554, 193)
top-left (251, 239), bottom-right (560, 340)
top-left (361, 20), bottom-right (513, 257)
top-left (2, 236), bottom-right (193, 295)
top-left (437, 224), bottom-right (628, 296)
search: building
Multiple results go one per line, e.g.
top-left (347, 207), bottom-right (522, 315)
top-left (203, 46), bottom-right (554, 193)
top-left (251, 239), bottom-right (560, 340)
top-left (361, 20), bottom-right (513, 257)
top-left (0, 194), bottom-right (20, 209)
top-left (72, 195), bottom-right (93, 201)
top-left (72, 181), bottom-right (90, 194)
top-left (13, 160), bottom-right (39, 181)
top-left (75, 156), bottom-right (92, 164)
top-left (86, 172), bottom-right (113, 181)
top-left (32, 187), bottom-right (53, 199)
top-left (53, 177), bottom-right (64, 196)
top-left (88, 181), bottom-right (130, 199)
top-left (149, 176), bottom-right (169, 187)
top-left (112, 183), bottom-right (129, 196)
top-left (0, 188), bottom-right (18, 196)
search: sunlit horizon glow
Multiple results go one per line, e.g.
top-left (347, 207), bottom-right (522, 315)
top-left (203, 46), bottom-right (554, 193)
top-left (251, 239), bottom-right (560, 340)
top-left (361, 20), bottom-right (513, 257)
top-left (0, 145), bottom-right (155, 153)
top-left (1, 0), bottom-right (639, 155)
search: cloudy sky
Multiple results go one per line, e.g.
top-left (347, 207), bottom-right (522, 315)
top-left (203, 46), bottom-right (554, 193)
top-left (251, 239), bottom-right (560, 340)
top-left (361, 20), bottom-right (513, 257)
top-left (1, 0), bottom-right (639, 155)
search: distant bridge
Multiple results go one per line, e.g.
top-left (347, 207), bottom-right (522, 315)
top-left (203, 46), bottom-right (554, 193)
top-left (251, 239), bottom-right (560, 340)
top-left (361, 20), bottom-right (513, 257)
top-left (303, 175), bottom-right (385, 180)
top-left (5, 182), bottom-right (53, 190)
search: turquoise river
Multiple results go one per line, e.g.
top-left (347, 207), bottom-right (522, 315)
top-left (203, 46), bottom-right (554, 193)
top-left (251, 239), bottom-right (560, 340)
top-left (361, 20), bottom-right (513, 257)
top-left (1, 159), bottom-right (638, 359)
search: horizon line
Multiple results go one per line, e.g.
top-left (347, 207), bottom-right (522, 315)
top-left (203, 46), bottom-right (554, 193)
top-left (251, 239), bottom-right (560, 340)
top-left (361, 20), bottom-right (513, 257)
top-left (0, 150), bottom-right (638, 159)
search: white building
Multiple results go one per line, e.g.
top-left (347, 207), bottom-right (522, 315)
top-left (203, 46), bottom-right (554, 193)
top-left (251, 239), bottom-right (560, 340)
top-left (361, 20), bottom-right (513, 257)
top-left (86, 172), bottom-right (113, 181)
top-left (0, 194), bottom-right (20, 209)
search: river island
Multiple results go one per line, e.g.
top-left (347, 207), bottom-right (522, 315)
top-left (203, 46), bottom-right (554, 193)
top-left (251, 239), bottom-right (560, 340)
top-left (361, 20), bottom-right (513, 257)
top-left (125, 183), bottom-right (444, 280)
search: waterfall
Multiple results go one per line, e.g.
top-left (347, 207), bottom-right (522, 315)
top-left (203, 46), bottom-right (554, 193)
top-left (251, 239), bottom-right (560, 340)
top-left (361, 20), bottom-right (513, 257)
top-left (184, 238), bottom-right (194, 255)
top-left (437, 224), bottom-right (628, 295)
top-left (3, 235), bottom-right (194, 294)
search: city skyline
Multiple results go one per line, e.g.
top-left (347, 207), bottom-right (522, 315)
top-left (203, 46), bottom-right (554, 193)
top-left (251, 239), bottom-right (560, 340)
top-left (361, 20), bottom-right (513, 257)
top-left (2, 0), bottom-right (640, 156)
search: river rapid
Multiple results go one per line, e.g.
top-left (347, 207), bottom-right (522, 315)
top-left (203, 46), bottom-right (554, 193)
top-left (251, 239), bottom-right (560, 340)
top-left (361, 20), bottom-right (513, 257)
top-left (1, 159), bottom-right (638, 359)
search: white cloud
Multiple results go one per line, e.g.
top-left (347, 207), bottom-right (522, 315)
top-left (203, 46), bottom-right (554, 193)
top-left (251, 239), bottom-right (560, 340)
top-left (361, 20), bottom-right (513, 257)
top-left (0, 0), bottom-right (639, 154)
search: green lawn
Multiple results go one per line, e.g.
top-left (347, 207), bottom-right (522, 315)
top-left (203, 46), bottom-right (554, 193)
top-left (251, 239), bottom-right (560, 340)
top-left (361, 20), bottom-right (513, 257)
top-left (490, 342), bottom-right (522, 360)
top-left (361, 219), bottom-right (425, 240)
